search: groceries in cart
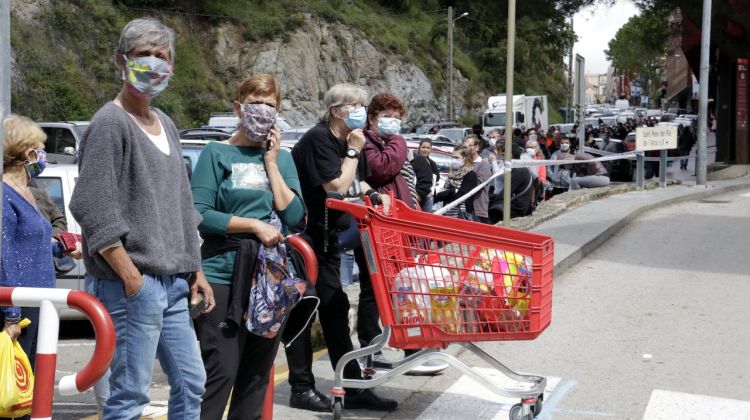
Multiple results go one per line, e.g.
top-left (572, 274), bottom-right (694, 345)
top-left (389, 245), bottom-right (533, 335)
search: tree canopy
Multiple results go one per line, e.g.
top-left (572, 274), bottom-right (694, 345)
top-left (604, 10), bottom-right (671, 97)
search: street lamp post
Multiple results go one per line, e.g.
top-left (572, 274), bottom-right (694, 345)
top-left (503, 0), bottom-right (516, 227)
top-left (447, 7), bottom-right (469, 122)
top-left (0, 1), bottom-right (11, 256)
top-left (696, 0), bottom-right (712, 185)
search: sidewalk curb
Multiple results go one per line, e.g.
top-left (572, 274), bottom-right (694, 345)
top-left (550, 179), bottom-right (750, 277)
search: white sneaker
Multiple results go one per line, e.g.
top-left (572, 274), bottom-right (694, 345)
top-left (407, 359), bottom-right (449, 376)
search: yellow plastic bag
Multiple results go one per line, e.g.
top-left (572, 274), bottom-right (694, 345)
top-left (0, 319), bottom-right (34, 418)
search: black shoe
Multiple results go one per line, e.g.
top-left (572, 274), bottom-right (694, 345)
top-left (289, 388), bottom-right (332, 412)
top-left (345, 388), bottom-right (398, 411)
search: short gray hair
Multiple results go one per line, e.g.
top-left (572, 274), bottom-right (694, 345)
top-left (117, 18), bottom-right (175, 62)
top-left (488, 128), bottom-right (502, 137)
top-left (321, 83), bottom-right (368, 124)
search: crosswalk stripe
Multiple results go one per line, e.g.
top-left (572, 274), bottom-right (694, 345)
top-left (642, 390), bottom-right (750, 420)
top-left (416, 367), bottom-right (561, 420)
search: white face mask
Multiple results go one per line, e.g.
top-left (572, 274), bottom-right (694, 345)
top-left (488, 138), bottom-right (498, 148)
top-left (526, 148), bottom-right (536, 156)
top-left (560, 143), bottom-right (571, 151)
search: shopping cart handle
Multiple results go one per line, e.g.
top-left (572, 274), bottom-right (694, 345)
top-left (287, 235), bottom-right (318, 285)
top-left (325, 197), bottom-right (370, 218)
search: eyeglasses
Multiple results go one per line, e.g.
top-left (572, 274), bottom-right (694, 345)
top-left (338, 104), bottom-right (367, 111)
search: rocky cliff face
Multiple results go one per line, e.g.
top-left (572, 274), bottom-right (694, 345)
top-left (214, 14), bottom-right (449, 126)
top-left (10, 2), bottom-right (475, 127)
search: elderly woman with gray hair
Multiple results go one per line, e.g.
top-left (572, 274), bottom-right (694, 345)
top-left (69, 18), bottom-right (213, 419)
top-left (288, 83), bottom-right (397, 412)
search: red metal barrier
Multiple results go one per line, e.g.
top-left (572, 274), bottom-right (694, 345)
top-left (0, 287), bottom-right (115, 420)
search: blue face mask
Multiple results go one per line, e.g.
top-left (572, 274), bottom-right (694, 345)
top-left (344, 106), bottom-right (367, 129)
top-left (377, 117), bottom-right (401, 137)
top-left (25, 150), bottom-right (46, 178)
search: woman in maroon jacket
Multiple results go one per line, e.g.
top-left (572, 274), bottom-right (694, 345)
top-left (362, 92), bottom-right (416, 209)
top-left (357, 93), bottom-right (447, 375)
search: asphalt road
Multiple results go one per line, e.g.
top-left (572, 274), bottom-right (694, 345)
top-left (52, 187), bottom-right (750, 419)
top-left (441, 187), bottom-right (750, 420)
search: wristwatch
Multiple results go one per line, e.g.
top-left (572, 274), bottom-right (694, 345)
top-left (346, 148), bottom-right (360, 159)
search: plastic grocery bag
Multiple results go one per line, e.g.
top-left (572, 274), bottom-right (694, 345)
top-left (392, 263), bottom-right (453, 327)
top-left (0, 321), bottom-right (34, 418)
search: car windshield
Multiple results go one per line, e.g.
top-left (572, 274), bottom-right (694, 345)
top-left (33, 177), bottom-right (66, 217)
top-left (437, 129), bottom-right (464, 144)
top-left (484, 112), bottom-right (505, 127)
top-left (181, 146), bottom-right (204, 171)
top-left (430, 151), bottom-right (452, 174)
top-left (73, 123), bottom-right (90, 139)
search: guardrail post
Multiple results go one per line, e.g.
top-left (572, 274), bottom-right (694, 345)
top-left (636, 152), bottom-right (644, 190)
top-left (32, 299), bottom-right (59, 420)
top-left (0, 287), bottom-right (115, 419)
top-left (659, 150), bottom-right (668, 188)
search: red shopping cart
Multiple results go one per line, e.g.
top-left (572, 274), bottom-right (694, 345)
top-left (325, 197), bottom-right (554, 420)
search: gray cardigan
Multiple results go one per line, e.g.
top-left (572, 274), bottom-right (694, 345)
top-left (70, 102), bottom-right (202, 280)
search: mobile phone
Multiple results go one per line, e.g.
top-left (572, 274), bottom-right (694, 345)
top-left (189, 293), bottom-right (207, 319)
top-left (266, 136), bottom-right (274, 150)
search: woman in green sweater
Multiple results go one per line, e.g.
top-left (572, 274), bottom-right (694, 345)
top-left (191, 74), bottom-right (304, 420)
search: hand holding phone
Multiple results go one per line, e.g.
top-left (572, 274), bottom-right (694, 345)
top-left (189, 292), bottom-right (207, 319)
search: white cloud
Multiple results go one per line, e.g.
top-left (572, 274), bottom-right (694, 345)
top-left (573, 0), bottom-right (640, 74)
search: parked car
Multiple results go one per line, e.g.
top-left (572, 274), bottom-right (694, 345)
top-left (555, 123), bottom-right (576, 136)
top-left (415, 122), bottom-right (459, 135)
top-left (436, 127), bottom-right (472, 145)
top-left (280, 126), bottom-right (312, 149)
top-left (35, 163), bottom-right (85, 320)
top-left (668, 108), bottom-right (688, 116)
top-left (179, 128), bottom-right (233, 141)
top-left (180, 139), bottom-right (210, 175)
top-left (37, 121), bottom-right (90, 164)
top-left (39, 142), bottom-right (208, 320)
top-left (203, 114), bottom-right (291, 133)
top-left (404, 134), bottom-right (455, 152)
top-left (406, 146), bottom-right (452, 192)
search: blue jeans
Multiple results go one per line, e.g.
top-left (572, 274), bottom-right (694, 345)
top-left (90, 273), bottom-right (205, 420)
top-left (85, 277), bottom-right (111, 413)
top-left (339, 251), bottom-right (355, 286)
top-left (421, 196), bottom-right (434, 213)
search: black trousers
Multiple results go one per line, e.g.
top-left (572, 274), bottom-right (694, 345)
top-left (355, 246), bottom-right (382, 348)
top-left (195, 284), bottom-right (280, 420)
top-left (285, 231), bottom-right (362, 392)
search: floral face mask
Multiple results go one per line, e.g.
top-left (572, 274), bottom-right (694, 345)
top-left (240, 103), bottom-right (278, 142)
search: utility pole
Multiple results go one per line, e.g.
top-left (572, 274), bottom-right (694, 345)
top-left (567, 17), bottom-right (574, 123)
top-left (696, 0), bottom-right (712, 185)
top-left (447, 6), bottom-right (453, 121)
top-left (0, 0), bottom-right (11, 257)
top-left (447, 8), bottom-right (468, 122)
top-left (503, 0), bottom-right (516, 227)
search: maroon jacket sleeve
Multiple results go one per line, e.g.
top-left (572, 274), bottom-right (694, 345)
top-left (363, 133), bottom-right (408, 185)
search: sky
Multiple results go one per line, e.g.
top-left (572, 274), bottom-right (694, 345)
top-left (573, 0), bottom-right (641, 75)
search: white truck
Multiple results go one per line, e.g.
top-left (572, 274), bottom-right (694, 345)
top-left (482, 94), bottom-right (548, 135)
